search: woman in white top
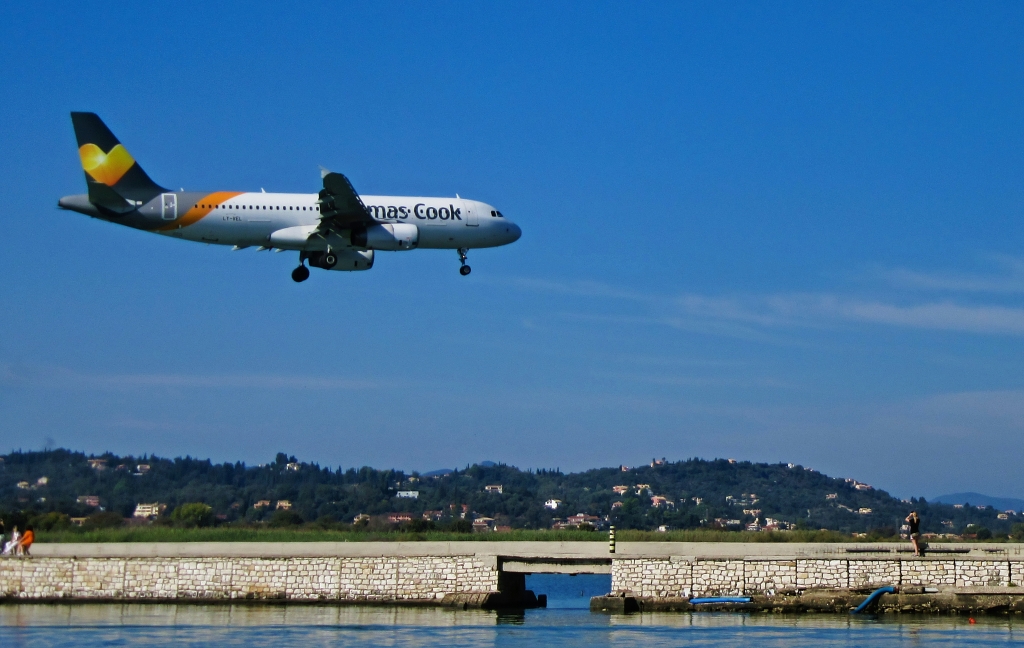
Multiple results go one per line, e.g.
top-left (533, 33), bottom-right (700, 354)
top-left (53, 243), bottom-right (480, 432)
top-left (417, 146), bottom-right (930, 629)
top-left (2, 527), bottom-right (20, 556)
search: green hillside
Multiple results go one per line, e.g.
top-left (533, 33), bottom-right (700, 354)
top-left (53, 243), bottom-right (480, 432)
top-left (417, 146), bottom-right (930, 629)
top-left (0, 449), bottom-right (1017, 538)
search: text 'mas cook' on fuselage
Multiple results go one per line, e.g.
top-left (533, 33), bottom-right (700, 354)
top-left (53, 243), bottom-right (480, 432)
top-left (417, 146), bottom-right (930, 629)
top-left (57, 113), bottom-right (521, 282)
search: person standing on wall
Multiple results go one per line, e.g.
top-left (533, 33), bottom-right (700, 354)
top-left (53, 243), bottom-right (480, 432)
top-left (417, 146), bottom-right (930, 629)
top-left (905, 511), bottom-right (924, 557)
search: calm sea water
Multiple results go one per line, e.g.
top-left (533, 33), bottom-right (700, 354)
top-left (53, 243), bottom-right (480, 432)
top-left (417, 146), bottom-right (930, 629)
top-left (1, 574), bottom-right (1021, 646)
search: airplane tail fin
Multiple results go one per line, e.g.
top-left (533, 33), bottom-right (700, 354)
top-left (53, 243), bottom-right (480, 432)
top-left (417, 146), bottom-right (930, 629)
top-left (70, 112), bottom-right (167, 211)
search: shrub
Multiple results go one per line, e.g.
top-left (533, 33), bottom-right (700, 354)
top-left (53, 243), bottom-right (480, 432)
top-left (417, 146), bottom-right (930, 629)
top-left (1011, 524), bottom-right (1024, 541)
top-left (445, 519), bottom-right (473, 533)
top-left (964, 524), bottom-right (993, 540)
top-left (171, 503), bottom-right (214, 528)
top-left (268, 510), bottom-right (304, 527)
top-left (31, 511), bottom-right (71, 532)
top-left (402, 519), bottom-right (436, 533)
top-left (83, 511), bottom-right (125, 529)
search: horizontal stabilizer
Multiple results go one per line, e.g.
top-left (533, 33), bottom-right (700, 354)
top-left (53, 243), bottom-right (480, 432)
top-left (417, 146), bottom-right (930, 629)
top-left (87, 181), bottom-right (138, 214)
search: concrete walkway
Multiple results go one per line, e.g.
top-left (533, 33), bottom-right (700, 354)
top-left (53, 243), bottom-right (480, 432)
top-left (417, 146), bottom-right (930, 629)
top-left (29, 541), bottom-right (1024, 559)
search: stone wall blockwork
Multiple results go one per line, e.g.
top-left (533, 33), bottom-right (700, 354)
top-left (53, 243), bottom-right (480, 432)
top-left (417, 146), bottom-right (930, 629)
top-left (848, 560), bottom-right (900, 588)
top-left (693, 560), bottom-right (744, 597)
top-left (901, 560), bottom-right (956, 587)
top-left (72, 558), bottom-right (125, 598)
top-left (124, 559), bottom-right (177, 598)
top-left (611, 558), bottom-right (692, 597)
top-left (744, 560), bottom-right (796, 594)
top-left (797, 560), bottom-right (847, 590)
top-left (7, 554), bottom-right (1024, 602)
top-left (955, 560), bottom-right (1009, 587)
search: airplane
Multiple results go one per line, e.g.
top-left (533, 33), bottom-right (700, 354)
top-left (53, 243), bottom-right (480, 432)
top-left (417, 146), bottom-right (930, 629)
top-left (58, 113), bottom-right (521, 282)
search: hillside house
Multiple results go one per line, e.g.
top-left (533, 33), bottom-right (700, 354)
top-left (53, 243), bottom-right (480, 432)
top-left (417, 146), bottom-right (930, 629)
top-left (387, 513), bottom-right (413, 523)
top-left (253, 500), bottom-right (271, 509)
top-left (651, 496), bottom-right (674, 508)
top-left (422, 510), bottom-right (443, 521)
top-left (275, 500), bottom-right (292, 510)
top-left (133, 503), bottom-right (165, 518)
top-left (285, 462), bottom-right (300, 472)
top-left (554, 513), bottom-right (603, 530)
top-left (484, 485), bottom-right (503, 494)
top-left (544, 499), bottom-right (562, 510)
top-left (87, 459), bottom-right (107, 471)
top-left (472, 517), bottom-right (494, 531)
top-left (396, 491), bottom-right (419, 499)
top-left (612, 485), bottom-right (630, 495)
top-left (826, 493), bottom-right (838, 500)
top-left (858, 508), bottom-right (873, 515)
top-left (77, 495), bottom-right (100, 507)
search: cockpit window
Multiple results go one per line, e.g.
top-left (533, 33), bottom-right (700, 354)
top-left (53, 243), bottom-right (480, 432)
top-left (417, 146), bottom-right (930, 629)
top-left (496, 211), bottom-right (504, 217)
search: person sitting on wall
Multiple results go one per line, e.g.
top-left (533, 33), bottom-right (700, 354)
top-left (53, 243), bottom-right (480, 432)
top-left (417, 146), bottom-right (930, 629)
top-left (2, 526), bottom-right (19, 556)
top-left (905, 511), bottom-right (924, 557)
top-left (19, 526), bottom-right (34, 556)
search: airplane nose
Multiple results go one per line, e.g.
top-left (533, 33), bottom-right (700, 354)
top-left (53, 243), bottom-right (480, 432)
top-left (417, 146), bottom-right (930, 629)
top-left (506, 222), bottom-right (522, 243)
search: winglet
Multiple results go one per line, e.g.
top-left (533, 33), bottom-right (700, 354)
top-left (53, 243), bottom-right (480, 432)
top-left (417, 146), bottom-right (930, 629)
top-left (319, 166), bottom-right (331, 179)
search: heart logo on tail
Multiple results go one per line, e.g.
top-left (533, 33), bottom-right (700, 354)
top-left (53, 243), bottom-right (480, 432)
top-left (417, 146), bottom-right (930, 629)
top-left (78, 143), bottom-right (135, 186)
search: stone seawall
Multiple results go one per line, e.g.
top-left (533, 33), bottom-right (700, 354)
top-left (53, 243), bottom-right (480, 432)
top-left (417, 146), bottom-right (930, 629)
top-left (612, 557), bottom-right (1024, 597)
top-left (0, 555), bottom-right (498, 603)
top-left (5, 543), bottom-right (1024, 611)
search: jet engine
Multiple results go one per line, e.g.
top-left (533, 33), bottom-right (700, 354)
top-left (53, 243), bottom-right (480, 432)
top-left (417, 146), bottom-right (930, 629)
top-left (350, 223), bottom-right (418, 250)
top-left (308, 249), bottom-right (373, 271)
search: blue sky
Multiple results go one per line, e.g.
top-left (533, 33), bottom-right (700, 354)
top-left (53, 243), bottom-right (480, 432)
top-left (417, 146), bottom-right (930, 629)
top-left (1, 3), bottom-right (1023, 499)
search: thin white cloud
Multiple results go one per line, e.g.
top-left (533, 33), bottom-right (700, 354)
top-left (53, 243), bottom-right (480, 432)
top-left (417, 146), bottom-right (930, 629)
top-left (875, 255), bottom-right (1024, 294)
top-left (509, 274), bottom-right (1024, 337)
top-left (0, 363), bottom-right (382, 391)
top-left (676, 293), bottom-right (1024, 336)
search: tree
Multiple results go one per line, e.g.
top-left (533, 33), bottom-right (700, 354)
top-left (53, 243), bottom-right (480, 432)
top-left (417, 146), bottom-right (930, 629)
top-left (171, 503), bottom-right (214, 527)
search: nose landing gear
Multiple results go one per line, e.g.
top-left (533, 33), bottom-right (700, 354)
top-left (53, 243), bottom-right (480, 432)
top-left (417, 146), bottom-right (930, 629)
top-left (458, 248), bottom-right (471, 276)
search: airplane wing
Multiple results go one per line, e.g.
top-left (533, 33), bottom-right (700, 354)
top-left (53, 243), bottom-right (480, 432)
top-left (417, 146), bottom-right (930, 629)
top-left (316, 169), bottom-right (376, 232)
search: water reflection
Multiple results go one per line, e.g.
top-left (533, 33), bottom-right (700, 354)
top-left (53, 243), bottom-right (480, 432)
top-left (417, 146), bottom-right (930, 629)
top-left (0, 604), bottom-right (1020, 647)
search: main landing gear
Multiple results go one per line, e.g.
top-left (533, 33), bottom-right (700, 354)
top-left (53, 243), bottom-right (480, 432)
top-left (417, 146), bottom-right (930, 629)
top-left (291, 264), bottom-right (310, 283)
top-left (458, 248), bottom-right (471, 276)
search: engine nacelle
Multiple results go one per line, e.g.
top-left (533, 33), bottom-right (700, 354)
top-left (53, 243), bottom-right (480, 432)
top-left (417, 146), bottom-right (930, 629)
top-left (308, 249), bottom-right (373, 271)
top-left (351, 223), bottom-right (418, 251)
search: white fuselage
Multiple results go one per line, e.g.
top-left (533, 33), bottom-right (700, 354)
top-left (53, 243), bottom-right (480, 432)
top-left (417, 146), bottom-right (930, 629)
top-left (159, 193), bottom-right (520, 251)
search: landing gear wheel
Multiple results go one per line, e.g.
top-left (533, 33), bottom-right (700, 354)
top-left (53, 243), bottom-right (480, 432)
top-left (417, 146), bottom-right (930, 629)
top-left (291, 265), bottom-right (310, 283)
top-left (457, 247), bottom-right (470, 276)
top-left (460, 265), bottom-right (472, 276)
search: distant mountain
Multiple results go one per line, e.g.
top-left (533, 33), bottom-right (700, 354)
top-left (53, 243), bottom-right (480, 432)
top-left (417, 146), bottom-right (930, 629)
top-left (931, 492), bottom-right (1024, 512)
top-left (421, 468), bottom-right (453, 477)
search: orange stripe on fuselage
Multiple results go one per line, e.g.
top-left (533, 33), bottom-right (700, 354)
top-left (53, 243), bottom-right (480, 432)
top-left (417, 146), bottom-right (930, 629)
top-left (157, 191), bottom-right (244, 231)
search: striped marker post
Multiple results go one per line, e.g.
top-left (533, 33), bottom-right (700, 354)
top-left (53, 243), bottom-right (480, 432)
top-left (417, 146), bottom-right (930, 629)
top-left (609, 525), bottom-right (616, 554)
